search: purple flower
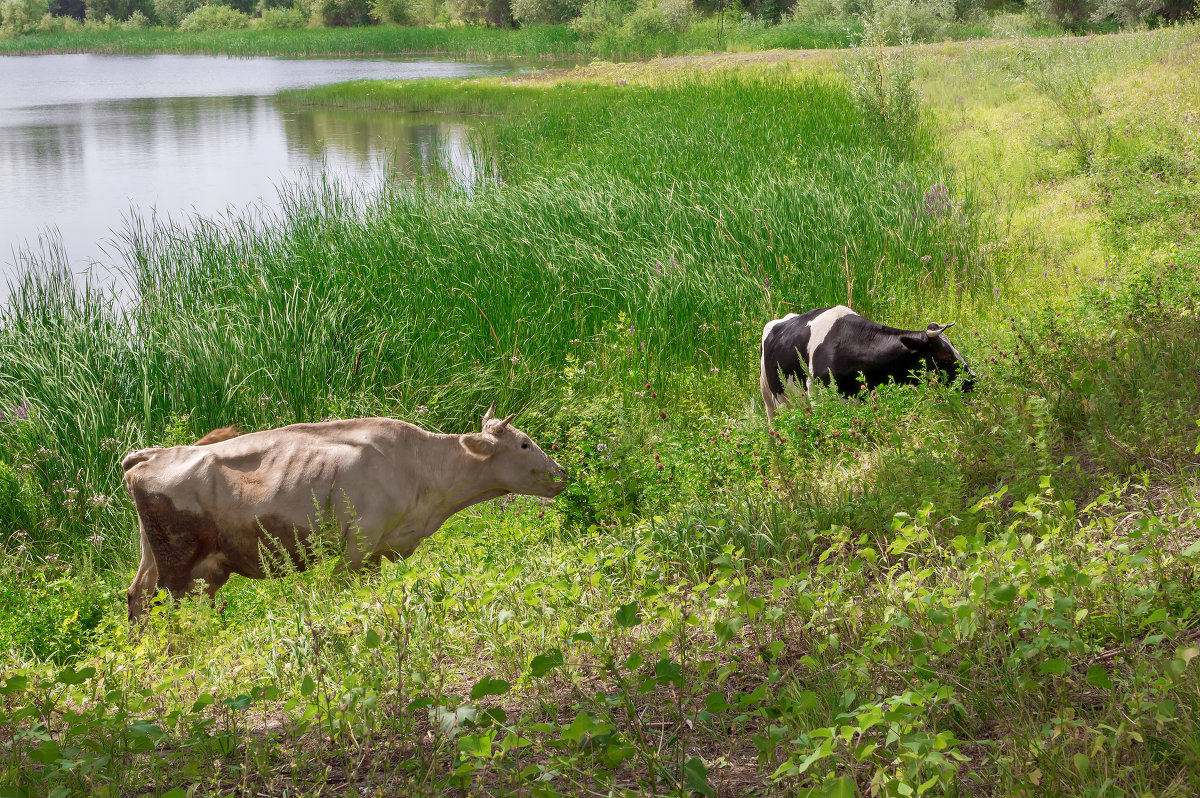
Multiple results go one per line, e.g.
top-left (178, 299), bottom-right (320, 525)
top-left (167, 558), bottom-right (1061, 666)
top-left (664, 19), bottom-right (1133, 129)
top-left (922, 183), bottom-right (952, 217)
top-left (0, 401), bottom-right (29, 422)
top-left (993, 286), bottom-right (1000, 300)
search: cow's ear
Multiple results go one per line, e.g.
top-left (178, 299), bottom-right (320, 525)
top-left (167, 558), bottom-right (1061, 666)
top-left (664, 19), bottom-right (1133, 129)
top-left (899, 334), bottom-right (930, 352)
top-left (462, 433), bottom-right (497, 460)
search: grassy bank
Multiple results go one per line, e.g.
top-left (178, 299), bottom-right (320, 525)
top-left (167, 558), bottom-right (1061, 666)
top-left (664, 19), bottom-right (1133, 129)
top-left (2, 26), bottom-right (1200, 796)
top-left (0, 18), bottom-right (861, 59)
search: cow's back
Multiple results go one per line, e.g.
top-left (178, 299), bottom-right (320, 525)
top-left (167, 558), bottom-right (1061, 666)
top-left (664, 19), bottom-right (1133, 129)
top-left (123, 419), bottom-right (416, 525)
top-left (761, 307), bottom-right (829, 394)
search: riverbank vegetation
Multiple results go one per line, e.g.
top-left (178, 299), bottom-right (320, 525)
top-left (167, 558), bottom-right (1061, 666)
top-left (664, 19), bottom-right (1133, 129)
top-left (0, 0), bottom-right (1184, 60)
top-left (2, 23), bottom-right (1200, 796)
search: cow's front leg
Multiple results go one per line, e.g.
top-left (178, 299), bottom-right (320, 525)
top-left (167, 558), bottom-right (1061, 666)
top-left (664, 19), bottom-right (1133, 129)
top-left (127, 520), bottom-right (160, 622)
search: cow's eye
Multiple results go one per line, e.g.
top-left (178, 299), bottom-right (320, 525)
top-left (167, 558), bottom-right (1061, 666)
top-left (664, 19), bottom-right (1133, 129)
top-left (521, 443), bottom-right (530, 450)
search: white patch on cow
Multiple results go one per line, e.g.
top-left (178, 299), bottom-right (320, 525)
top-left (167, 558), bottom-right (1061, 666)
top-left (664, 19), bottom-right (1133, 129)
top-left (760, 314), bottom-right (799, 419)
top-left (805, 305), bottom-right (857, 382)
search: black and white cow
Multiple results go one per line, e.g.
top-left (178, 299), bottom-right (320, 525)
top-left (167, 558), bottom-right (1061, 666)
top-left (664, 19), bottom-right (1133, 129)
top-left (759, 305), bottom-right (975, 420)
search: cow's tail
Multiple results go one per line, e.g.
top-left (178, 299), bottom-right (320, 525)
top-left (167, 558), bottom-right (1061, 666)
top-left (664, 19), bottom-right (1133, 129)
top-left (194, 425), bottom-right (240, 445)
top-left (121, 425), bottom-right (240, 472)
top-left (760, 348), bottom-right (779, 421)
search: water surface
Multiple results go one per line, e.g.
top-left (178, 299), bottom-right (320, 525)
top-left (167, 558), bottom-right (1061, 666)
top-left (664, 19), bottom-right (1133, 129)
top-left (1, 54), bottom-right (512, 288)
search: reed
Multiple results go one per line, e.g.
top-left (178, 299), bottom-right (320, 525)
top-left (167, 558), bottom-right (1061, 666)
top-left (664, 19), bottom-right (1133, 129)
top-left (0, 70), bottom-right (984, 556)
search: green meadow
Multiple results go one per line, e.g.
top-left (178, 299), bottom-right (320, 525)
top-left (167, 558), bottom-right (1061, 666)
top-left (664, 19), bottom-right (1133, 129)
top-left (2, 25), bottom-right (1200, 796)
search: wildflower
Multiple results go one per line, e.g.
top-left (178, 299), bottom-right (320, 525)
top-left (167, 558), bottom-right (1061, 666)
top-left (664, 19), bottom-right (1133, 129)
top-left (551, 444), bottom-right (559, 451)
top-left (570, 338), bottom-right (581, 344)
top-left (415, 405), bottom-right (429, 415)
top-left (510, 356), bottom-right (520, 364)
top-left (764, 276), bottom-right (771, 289)
top-left (920, 255), bottom-right (932, 264)
top-left (649, 392), bottom-right (657, 399)
top-left (659, 411), bottom-right (667, 420)
top-left (87, 494), bottom-right (110, 506)
top-left (710, 367), bottom-right (719, 373)
top-left (645, 383), bottom-right (652, 390)
top-left (993, 286), bottom-right (1000, 300)
top-left (584, 360), bottom-right (596, 368)
top-left (597, 443), bottom-right (607, 452)
top-left (923, 183), bottom-right (951, 217)
top-left (88, 533), bottom-right (104, 547)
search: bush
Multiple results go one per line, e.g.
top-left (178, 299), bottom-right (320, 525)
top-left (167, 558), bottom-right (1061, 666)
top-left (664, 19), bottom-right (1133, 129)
top-left (511, 0), bottom-right (581, 23)
top-left (1, 0), bottom-right (50, 32)
top-left (122, 4), bottom-right (146, 21)
top-left (34, 11), bottom-right (83, 28)
top-left (84, 0), bottom-right (153, 20)
top-left (258, 2), bottom-right (304, 22)
top-left (445, 0), bottom-right (510, 23)
top-left (368, 0), bottom-right (408, 21)
top-left (871, 0), bottom-right (952, 42)
top-left (569, 0), bottom-right (624, 37)
top-left (621, 0), bottom-right (693, 36)
top-left (1034, 0), bottom-right (1095, 28)
top-left (153, 0), bottom-right (199, 26)
top-left (840, 17), bottom-right (924, 151)
top-left (1090, 0), bottom-right (1184, 22)
top-left (305, 0), bottom-right (370, 24)
top-left (178, 2), bottom-right (249, 27)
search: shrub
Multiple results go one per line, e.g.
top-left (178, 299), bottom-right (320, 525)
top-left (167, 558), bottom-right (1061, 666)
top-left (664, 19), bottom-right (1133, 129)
top-left (1090, 0), bottom-right (1187, 22)
top-left (84, 0), bottom-right (152, 20)
top-left (621, 0), bottom-right (693, 36)
top-left (445, 0), bottom-right (510, 23)
top-left (178, 2), bottom-right (249, 28)
top-left (871, 0), bottom-right (952, 42)
top-left (1, 0), bottom-right (50, 32)
top-left (122, 4), bottom-right (147, 21)
top-left (840, 17), bottom-right (924, 151)
top-left (368, 0), bottom-right (409, 21)
top-left (569, 0), bottom-right (623, 37)
top-left (259, 2), bottom-right (304, 22)
top-left (35, 11), bottom-right (83, 28)
top-left (305, 0), bottom-right (371, 24)
top-left (153, 0), bottom-right (200, 26)
top-left (1034, 0), bottom-right (1095, 29)
top-left (511, 0), bottom-right (582, 23)
top-left (784, 0), bottom-right (837, 21)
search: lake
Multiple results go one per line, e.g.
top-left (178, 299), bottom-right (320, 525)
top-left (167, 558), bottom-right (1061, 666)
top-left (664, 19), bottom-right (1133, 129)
top-left (0, 53), bottom-right (516, 291)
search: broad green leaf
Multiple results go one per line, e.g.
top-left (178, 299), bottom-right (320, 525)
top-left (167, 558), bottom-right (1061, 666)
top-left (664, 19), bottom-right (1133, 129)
top-left (529, 649), bottom-right (564, 678)
top-left (824, 776), bottom-right (857, 798)
top-left (301, 675), bottom-right (315, 697)
top-left (683, 756), bottom-right (715, 797)
top-left (615, 602), bottom-right (642, 628)
top-left (470, 676), bottom-right (512, 700)
top-left (1085, 665), bottom-right (1113, 689)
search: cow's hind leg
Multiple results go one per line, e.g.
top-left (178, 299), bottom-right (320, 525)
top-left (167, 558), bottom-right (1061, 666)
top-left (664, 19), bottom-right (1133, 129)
top-left (127, 519), bottom-right (160, 622)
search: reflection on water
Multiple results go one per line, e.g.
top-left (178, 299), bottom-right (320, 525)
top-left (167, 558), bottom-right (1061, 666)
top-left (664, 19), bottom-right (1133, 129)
top-left (0, 54), bottom-right (509, 288)
top-left (285, 106), bottom-right (487, 187)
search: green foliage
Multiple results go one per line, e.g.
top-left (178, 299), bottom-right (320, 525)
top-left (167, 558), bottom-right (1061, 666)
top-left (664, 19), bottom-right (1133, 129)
top-left (304, 0), bottom-right (371, 25)
top-left (152, 0), bottom-right (199, 27)
top-left (840, 18), bottom-right (926, 152)
top-left (511, 0), bottom-right (582, 24)
top-left (1006, 36), bottom-right (1103, 169)
top-left (367, 0), bottom-right (412, 23)
top-left (178, 2), bottom-right (249, 28)
top-left (445, 0), bottom-right (509, 23)
top-left (257, 2), bottom-right (305, 23)
top-left (0, 0), bottom-right (49, 31)
top-left (620, 0), bottom-right (695, 36)
top-left (569, 0), bottom-right (624, 38)
top-left (83, 0), bottom-right (152, 22)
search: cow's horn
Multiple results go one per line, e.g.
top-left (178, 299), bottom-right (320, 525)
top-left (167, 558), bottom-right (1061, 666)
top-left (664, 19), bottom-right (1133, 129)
top-left (482, 401), bottom-right (497, 425)
top-left (497, 412), bottom-right (517, 430)
top-left (926, 322), bottom-right (955, 338)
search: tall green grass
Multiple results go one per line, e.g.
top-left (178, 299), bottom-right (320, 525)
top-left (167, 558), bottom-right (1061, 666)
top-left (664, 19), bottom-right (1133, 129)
top-left (0, 71), bottom-right (986, 558)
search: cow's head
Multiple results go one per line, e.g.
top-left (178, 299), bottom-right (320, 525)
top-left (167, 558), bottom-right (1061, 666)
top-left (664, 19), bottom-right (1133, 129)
top-left (462, 402), bottom-right (568, 498)
top-left (900, 322), bottom-right (976, 391)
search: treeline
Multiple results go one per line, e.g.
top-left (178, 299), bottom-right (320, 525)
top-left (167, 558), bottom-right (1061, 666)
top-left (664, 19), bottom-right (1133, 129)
top-left (0, 0), bottom-right (1194, 41)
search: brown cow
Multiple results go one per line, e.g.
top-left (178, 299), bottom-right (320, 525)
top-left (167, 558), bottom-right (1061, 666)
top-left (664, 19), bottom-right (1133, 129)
top-left (122, 405), bottom-right (566, 620)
